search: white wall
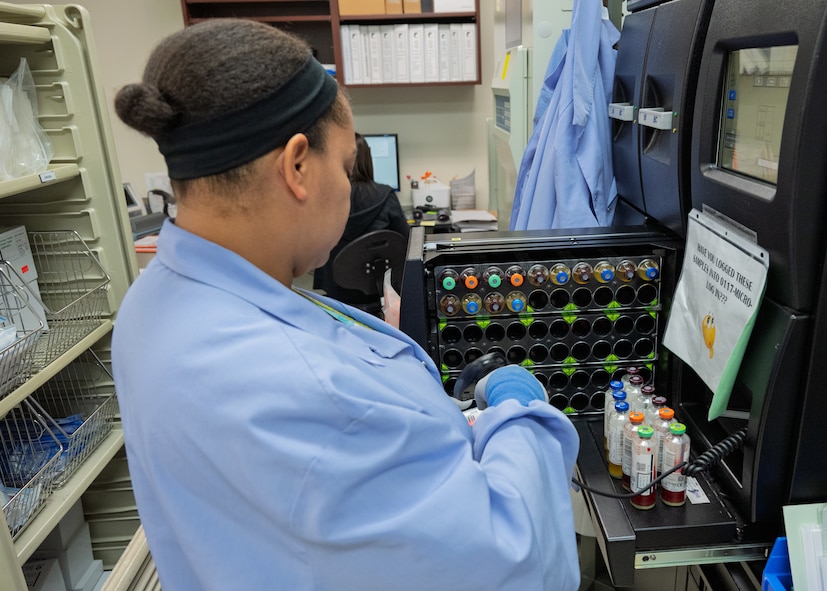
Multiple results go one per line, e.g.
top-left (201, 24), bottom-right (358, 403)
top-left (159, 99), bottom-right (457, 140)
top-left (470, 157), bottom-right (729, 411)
top-left (79, 0), bottom-right (184, 199)
top-left (12, 0), bottom-right (186, 201)
top-left (12, 0), bottom-right (496, 210)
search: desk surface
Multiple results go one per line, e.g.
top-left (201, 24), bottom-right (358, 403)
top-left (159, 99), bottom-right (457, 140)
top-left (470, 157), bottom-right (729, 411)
top-left (406, 209), bottom-right (498, 233)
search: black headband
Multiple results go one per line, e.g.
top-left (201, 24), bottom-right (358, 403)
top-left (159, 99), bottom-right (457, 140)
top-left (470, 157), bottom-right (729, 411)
top-left (156, 57), bottom-right (339, 180)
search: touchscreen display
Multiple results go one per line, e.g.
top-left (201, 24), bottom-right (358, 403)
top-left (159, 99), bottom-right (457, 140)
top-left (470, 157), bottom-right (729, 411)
top-left (719, 45), bottom-right (798, 185)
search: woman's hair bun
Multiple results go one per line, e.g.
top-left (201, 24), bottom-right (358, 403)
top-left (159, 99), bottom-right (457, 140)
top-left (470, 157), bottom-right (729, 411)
top-left (115, 83), bottom-right (178, 138)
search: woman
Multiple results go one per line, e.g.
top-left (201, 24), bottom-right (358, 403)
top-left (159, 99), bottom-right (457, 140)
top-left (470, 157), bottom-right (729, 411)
top-left (313, 132), bottom-right (409, 314)
top-left (111, 18), bottom-right (580, 591)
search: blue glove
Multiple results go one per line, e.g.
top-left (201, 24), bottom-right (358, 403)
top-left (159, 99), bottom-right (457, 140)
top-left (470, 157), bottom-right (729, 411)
top-left (474, 365), bottom-right (549, 410)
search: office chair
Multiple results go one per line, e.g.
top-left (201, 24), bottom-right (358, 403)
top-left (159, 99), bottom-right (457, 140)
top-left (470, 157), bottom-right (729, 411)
top-left (330, 230), bottom-right (408, 317)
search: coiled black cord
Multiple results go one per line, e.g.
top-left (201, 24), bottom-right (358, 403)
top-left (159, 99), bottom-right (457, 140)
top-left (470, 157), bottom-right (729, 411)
top-left (573, 426), bottom-right (749, 499)
top-left (684, 427), bottom-right (748, 477)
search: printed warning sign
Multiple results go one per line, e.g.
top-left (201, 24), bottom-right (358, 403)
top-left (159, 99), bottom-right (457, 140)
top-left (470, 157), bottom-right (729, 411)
top-left (663, 208), bottom-right (769, 420)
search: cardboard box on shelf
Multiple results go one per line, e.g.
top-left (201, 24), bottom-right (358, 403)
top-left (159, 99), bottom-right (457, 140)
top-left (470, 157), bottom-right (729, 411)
top-left (339, 0), bottom-right (385, 15)
top-left (385, 0), bottom-right (404, 13)
top-left (403, 0), bottom-right (422, 13)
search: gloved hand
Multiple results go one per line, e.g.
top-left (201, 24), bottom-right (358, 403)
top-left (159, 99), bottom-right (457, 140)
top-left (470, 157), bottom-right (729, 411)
top-left (452, 352), bottom-right (507, 411)
top-left (474, 364), bottom-right (549, 410)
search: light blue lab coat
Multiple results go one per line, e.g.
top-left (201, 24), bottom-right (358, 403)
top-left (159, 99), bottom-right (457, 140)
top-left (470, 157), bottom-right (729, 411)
top-left (510, 0), bottom-right (620, 230)
top-left (112, 220), bottom-right (581, 591)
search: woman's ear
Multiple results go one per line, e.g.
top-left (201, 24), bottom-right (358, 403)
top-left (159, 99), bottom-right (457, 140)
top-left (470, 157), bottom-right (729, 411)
top-left (277, 133), bottom-right (311, 201)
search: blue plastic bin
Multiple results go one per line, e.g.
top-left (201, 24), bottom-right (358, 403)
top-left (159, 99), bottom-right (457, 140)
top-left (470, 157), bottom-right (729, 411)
top-left (763, 537), bottom-right (793, 591)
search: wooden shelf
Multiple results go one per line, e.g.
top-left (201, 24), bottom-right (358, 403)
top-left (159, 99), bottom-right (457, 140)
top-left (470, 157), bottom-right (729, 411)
top-left (184, 0), bottom-right (328, 3)
top-left (339, 11), bottom-right (476, 22)
top-left (179, 0), bottom-right (481, 88)
top-left (188, 14), bottom-right (332, 23)
top-left (346, 80), bottom-right (478, 88)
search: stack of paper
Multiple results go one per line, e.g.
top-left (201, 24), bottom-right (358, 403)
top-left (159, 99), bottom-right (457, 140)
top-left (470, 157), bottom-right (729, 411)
top-left (450, 169), bottom-right (476, 209)
top-left (450, 209), bottom-right (498, 232)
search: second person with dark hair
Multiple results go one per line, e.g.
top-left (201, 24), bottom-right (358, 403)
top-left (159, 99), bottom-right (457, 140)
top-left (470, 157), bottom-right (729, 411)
top-left (313, 132), bottom-right (410, 313)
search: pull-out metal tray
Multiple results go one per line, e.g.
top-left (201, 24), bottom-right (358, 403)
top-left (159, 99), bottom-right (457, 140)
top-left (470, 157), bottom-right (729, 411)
top-left (572, 417), bottom-right (771, 587)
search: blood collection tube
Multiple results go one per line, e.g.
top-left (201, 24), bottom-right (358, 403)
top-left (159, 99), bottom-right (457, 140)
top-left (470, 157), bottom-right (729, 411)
top-left (549, 263), bottom-right (571, 286)
top-left (460, 267), bottom-right (479, 289)
top-left (439, 294), bottom-right (460, 316)
top-left (661, 423), bottom-right (690, 507)
top-left (616, 260), bottom-right (637, 282)
top-left (594, 261), bottom-right (615, 283)
top-left (572, 262), bottom-right (593, 285)
top-left (607, 401), bottom-right (629, 479)
top-left (630, 425), bottom-right (657, 510)
top-left (506, 265), bottom-right (525, 287)
top-left (622, 412), bottom-right (646, 491)
top-left (637, 258), bottom-right (660, 281)
top-left (527, 264), bottom-right (550, 286)
top-left (484, 292), bottom-right (506, 314)
top-left (483, 266), bottom-right (504, 288)
top-left (461, 293), bottom-right (482, 315)
top-left (506, 291), bottom-right (526, 313)
top-left (438, 268), bottom-right (459, 291)
top-left (604, 382), bottom-right (625, 450)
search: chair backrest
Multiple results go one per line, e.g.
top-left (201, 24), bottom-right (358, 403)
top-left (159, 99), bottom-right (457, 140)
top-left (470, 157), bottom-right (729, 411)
top-left (331, 230), bottom-right (408, 297)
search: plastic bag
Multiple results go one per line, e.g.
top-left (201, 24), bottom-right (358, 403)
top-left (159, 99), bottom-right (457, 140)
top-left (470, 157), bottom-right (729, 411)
top-left (382, 267), bottom-right (401, 328)
top-left (0, 323), bottom-right (17, 351)
top-left (0, 58), bottom-right (54, 181)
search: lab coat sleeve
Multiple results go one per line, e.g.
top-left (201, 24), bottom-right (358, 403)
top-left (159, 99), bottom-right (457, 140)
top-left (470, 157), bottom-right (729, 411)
top-left (290, 386), bottom-right (581, 590)
top-left (472, 400), bottom-right (581, 581)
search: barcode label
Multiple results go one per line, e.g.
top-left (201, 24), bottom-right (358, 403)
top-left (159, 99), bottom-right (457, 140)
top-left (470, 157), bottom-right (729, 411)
top-left (609, 426), bottom-right (623, 464)
top-left (634, 456), bottom-right (653, 490)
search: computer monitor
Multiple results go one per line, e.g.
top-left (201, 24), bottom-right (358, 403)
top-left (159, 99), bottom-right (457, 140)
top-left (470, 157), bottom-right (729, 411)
top-left (362, 133), bottom-right (400, 191)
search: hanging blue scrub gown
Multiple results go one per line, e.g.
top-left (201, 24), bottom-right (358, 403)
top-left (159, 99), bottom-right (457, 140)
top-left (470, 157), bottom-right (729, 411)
top-left (510, 0), bottom-right (621, 230)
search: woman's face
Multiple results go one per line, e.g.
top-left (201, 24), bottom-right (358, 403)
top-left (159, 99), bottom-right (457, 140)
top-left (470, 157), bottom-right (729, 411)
top-left (305, 104), bottom-right (356, 271)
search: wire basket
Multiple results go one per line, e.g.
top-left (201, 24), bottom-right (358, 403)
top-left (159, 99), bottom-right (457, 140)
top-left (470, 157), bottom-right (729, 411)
top-left (0, 398), bottom-right (63, 540)
top-left (0, 262), bottom-right (46, 400)
top-left (27, 231), bottom-right (110, 371)
top-left (27, 349), bottom-right (117, 487)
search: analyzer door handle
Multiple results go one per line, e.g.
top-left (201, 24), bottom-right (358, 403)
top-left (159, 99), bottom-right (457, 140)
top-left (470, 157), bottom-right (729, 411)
top-left (638, 107), bottom-right (675, 130)
top-left (609, 102), bottom-right (635, 121)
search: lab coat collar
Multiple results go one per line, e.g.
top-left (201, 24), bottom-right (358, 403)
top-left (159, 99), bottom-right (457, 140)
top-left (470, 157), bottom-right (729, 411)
top-left (153, 220), bottom-right (440, 375)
